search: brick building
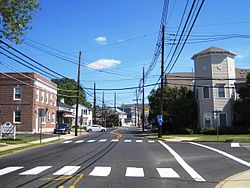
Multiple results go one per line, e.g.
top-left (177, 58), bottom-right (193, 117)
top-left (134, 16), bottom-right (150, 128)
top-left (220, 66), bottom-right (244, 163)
top-left (0, 73), bottom-right (57, 133)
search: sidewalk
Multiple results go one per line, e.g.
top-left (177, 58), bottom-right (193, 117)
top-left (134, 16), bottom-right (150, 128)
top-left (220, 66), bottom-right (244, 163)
top-left (0, 132), bottom-right (84, 153)
top-left (216, 170), bottom-right (250, 188)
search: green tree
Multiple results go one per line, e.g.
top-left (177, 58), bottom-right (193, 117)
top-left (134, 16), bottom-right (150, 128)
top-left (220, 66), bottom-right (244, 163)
top-left (148, 86), bottom-right (197, 133)
top-left (52, 78), bottom-right (92, 108)
top-left (0, 0), bottom-right (40, 44)
top-left (234, 73), bottom-right (250, 126)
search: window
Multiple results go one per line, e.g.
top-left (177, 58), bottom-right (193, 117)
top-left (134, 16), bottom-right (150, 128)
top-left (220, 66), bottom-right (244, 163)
top-left (41, 91), bottom-right (44, 103)
top-left (203, 113), bottom-right (211, 127)
top-left (84, 109), bottom-right (87, 115)
top-left (219, 113), bottom-right (227, 127)
top-left (36, 90), bottom-right (39, 102)
top-left (81, 109), bottom-right (84, 115)
top-left (14, 111), bottom-right (21, 123)
top-left (50, 94), bottom-right (53, 105)
top-left (203, 86), bottom-right (209, 99)
top-left (196, 89), bottom-right (199, 99)
top-left (217, 84), bottom-right (225, 98)
top-left (51, 113), bottom-right (55, 124)
top-left (41, 112), bottom-right (46, 124)
top-left (46, 93), bottom-right (49, 104)
top-left (14, 88), bottom-right (22, 100)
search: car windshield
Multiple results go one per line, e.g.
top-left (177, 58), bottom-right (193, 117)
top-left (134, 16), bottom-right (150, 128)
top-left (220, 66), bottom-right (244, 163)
top-left (57, 124), bottom-right (68, 128)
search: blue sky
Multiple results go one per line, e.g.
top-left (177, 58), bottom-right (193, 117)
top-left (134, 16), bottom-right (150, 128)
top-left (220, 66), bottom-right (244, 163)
top-left (1, 0), bottom-right (250, 107)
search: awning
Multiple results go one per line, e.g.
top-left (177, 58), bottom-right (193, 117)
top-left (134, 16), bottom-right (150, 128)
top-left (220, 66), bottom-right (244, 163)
top-left (63, 114), bottom-right (75, 118)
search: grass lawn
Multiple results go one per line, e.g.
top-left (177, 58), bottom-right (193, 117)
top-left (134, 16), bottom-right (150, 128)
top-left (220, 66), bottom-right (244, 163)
top-left (0, 135), bottom-right (41, 144)
top-left (147, 134), bottom-right (250, 142)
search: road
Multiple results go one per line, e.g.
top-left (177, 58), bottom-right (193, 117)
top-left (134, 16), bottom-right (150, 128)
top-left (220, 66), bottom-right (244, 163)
top-left (0, 126), bottom-right (249, 188)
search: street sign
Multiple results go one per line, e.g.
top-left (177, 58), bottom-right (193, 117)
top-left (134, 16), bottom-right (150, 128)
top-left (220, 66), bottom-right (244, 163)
top-left (0, 122), bottom-right (16, 139)
top-left (157, 115), bottom-right (164, 126)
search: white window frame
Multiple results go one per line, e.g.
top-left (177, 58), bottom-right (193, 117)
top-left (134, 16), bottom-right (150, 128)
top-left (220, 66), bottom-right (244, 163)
top-left (51, 113), bottom-right (55, 124)
top-left (41, 91), bottom-right (44, 103)
top-left (13, 111), bottom-right (21, 124)
top-left (203, 112), bottom-right (212, 127)
top-left (202, 86), bottom-right (210, 99)
top-left (36, 89), bottom-right (39, 102)
top-left (217, 84), bottom-right (226, 98)
top-left (48, 112), bottom-right (51, 121)
top-left (41, 113), bottom-right (46, 124)
top-left (13, 88), bottom-right (22, 100)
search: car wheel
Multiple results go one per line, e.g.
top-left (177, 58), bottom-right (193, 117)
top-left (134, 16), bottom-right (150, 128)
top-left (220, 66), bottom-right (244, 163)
top-left (101, 129), bottom-right (105, 132)
top-left (88, 129), bottom-right (92, 132)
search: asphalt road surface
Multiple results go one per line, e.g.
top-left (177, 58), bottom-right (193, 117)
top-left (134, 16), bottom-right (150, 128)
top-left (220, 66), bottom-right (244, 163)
top-left (0, 127), bottom-right (249, 188)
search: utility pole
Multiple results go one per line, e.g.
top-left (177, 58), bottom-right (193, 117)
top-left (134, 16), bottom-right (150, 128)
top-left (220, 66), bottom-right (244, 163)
top-left (114, 92), bottom-right (116, 110)
top-left (142, 67), bottom-right (145, 132)
top-left (102, 91), bottom-right (104, 127)
top-left (134, 89), bottom-right (137, 127)
top-left (93, 82), bottom-right (96, 124)
top-left (75, 51), bottom-right (81, 136)
top-left (159, 24), bottom-right (165, 138)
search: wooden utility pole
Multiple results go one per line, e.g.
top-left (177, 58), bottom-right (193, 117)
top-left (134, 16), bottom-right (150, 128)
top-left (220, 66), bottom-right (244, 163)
top-left (159, 25), bottom-right (165, 138)
top-left (75, 51), bottom-right (81, 136)
top-left (134, 89), bottom-right (137, 127)
top-left (93, 82), bottom-right (96, 124)
top-left (142, 67), bottom-right (145, 132)
top-left (102, 91), bottom-right (104, 126)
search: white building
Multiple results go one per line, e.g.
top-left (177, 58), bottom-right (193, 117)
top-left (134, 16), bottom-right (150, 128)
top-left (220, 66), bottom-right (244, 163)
top-left (192, 47), bottom-right (236, 128)
top-left (114, 108), bottom-right (127, 126)
top-left (72, 104), bottom-right (92, 127)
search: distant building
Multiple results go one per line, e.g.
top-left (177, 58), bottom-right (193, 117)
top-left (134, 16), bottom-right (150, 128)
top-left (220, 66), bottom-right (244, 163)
top-left (192, 47), bottom-right (237, 128)
top-left (0, 73), bottom-right (57, 133)
top-left (72, 104), bottom-right (92, 127)
top-left (57, 98), bottom-right (74, 124)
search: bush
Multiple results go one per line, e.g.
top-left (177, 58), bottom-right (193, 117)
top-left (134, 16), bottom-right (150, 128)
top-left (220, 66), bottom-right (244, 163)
top-left (200, 127), bottom-right (217, 135)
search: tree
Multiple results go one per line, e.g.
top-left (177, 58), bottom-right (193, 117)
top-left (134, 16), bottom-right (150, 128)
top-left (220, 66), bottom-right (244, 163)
top-left (0, 0), bottom-right (40, 44)
top-left (52, 78), bottom-right (92, 108)
top-left (148, 86), bottom-right (197, 133)
top-left (234, 73), bottom-right (250, 126)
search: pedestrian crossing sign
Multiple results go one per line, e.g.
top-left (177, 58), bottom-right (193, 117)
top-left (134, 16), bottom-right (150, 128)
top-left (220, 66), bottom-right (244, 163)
top-left (157, 115), bottom-right (164, 126)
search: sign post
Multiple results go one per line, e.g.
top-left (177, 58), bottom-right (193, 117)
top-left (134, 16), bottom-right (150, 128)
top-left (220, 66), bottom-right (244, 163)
top-left (212, 110), bottom-right (221, 140)
top-left (157, 115), bottom-right (164, 138)
top-left (0, 122), bottom-right (16, 139)
top-left (39, 108), bottom-right (46, 144)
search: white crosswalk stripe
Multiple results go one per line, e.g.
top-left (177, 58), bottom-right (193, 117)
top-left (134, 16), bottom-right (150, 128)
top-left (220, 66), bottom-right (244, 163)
top-left (53, 166), bottom-right (81, 175)
top-left (75, 140), bottom-right (85, 143)
top-left (156, 168), bottom-right (180, 178)
top-left (136, 140), bottom-right (143, 143)
top-left (87, 140), bottom-right (96, 143)
top-left (125, 167), bottom-right (144, 177)
top-left (89, 166), bottom-right (111, 177)
top-left (62, 140), bottom-right (72, 144)
top-left (20, 166), bottom-right (52, 175)
top-left (124, 140), bottom-right (132, 143)
top-left (148, 140), bottom-right (155, 143)
top-left (99, 139), bottom-right (108, 142)
top-left (0, 166), bottom-right (24, 176)
top-left (111, 139), bottom-right (119, 142)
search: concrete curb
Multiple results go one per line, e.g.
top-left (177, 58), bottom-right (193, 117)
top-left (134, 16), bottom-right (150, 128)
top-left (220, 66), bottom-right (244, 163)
top-left (215, 170), bottom-right (250, 188)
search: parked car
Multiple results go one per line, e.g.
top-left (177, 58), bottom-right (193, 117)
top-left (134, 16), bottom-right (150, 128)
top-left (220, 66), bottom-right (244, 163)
top-left (86, 124), bottom-right (106, 132)
top-left (54, 123), bottom-right (71, 134)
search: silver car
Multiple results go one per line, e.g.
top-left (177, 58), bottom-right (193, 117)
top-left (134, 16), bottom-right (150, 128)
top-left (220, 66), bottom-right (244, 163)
top-left (86, 124), bottom-right (106, 132)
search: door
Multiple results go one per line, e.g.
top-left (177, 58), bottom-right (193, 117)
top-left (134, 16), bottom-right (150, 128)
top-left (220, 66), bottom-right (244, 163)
top-left (219, 113), bottom-right (227, 127)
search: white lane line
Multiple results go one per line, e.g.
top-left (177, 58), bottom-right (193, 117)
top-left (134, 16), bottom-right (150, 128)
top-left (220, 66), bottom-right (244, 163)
top-left (148, 140), bottom-right (155, 143)
top-left (124, 140), bottom-right (132, 143)
top-left (136, 140), bottom-right (143, 143)
top-left (75, 140), bottom-right (85, 143)
top-left (190, 142), bottom-right (250, 167)
top-left (63, 140), bottom-right (72, 144)
top-left (158, 141), bottom-right (205, 182)
top-left (125, 167), bottom-right (144, 177)
top-left (87, 140), bottom-right (96, 143)
top-left (156, 168), bottom-right (180, 178)
top-left (231, 143), bottom-right (240, 147)
top-left (99, 139), bottom-right (108, 142)
top-left (111, 139), bottom-right (119, 142)
top-left (20, 166), bottom-right (52, 175)
top-left (89, 166), bottom-right (111, 177)
top-left (0, 167), bottom-right (24, 176)
top-left (53, 166), bottom-right (81, 175)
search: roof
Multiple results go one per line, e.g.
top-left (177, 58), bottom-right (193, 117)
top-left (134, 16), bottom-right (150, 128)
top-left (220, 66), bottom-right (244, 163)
top-left (191, 47), bottom-right (237, 60)
top-left (58, 101), bottom-right (74, 109)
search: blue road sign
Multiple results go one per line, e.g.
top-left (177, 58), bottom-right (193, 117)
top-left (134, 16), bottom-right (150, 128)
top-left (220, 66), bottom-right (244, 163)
top-left (157, 115), bottom-right (164, 125)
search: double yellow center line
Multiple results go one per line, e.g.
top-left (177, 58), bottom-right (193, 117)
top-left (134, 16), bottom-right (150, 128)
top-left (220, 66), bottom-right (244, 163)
top-left (111, 128), bottom-right (122, 140)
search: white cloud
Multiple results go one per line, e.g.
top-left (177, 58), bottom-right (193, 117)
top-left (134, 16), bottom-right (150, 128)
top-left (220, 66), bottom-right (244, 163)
top-left (236, 54), bottom-right (244, 58)
top-left (95, 36), bottom-right (107, 45)
top-left (87, 59), bottom-right (121, 69)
